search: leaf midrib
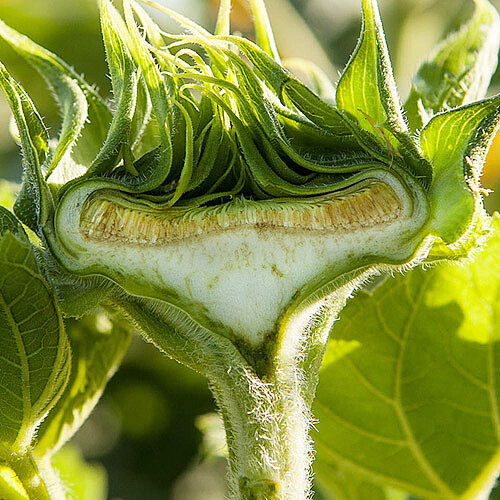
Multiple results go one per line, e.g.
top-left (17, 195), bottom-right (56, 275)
top-left (0, 244), bottom-right (67, 451)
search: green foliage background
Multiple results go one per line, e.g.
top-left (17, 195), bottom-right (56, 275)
top-left (2, 0), bottom-right (500, 499)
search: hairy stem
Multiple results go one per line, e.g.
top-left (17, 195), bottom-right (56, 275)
top-left (115, 291), bottom-right (348, 500)
top-left (210, 365), bottom-right (314, 499)
top-left (209, 299), bottom-right (341, 499)
top-left (8, 452), bottom-right (51, 500)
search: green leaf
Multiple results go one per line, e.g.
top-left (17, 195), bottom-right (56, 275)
top-left (35, 312), bottom-right (131, 456)
top-left (215, 0), bottom-right (231, 36)
top-left (421, 95), bottom-right (500, 244)
top-left (51, 445), bottom-right (107, 500)
top-left (47, 273), bottom-right (113, 319)
top-left (215, 35), bottom-right (354, 138)
top-left (314, 214), bottom-right (500, 500)
top-left (0, 180), bottom-right (19, 210)
top-left (248, 0), bottom-right (281, 62)
top-left (0, 207), bottom-right (25, 240)
top-left (85, 0), bottom-right (139, 177)
top-left (424, 210), bottom-right (492, 264)
top-left (129, 76), bottom-right (152, 154)
top-left (123, 0), bottom-right (175, 190)
top-left (315, 460), bottom-right (409, 500)
top-left (0, 232), bottom-right (70, 453)
top-left (334, 0), bottom-right (431, 183)
top-left (0, 20), bottom-right (112, 173)
top-left (0, 63), bottom-right (51, 232)
top-left (0, 463), bottom-right (28, 500)
top-left (405, 0), bottom-right (500, 131)
top-left (0, 187), bottom-right (40, 249)
top-left (336, 0), bottom-right (407, 141)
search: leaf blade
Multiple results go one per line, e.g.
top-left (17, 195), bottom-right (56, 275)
top-left (85, 0), bottom-right (139, 177)
top-left (336, 0), bottom-right (407, 138)
top-left (421, 95), bottom-right (500, 243)
top-left (0, 20), bottom-right (112, 171)
top-left (333, 0), bottom-right (432, 182)
top-left (0, 207), bottom-right (26, 240)
top-left (0, 233), bottom-right (70, 453)
top-left (35, 312), bottom-right (131, 456)
top-left (314, 215), bottom-right (500, 499)
top-left (0, 63), bottom-right (51, 232)
top-left (405, 0), bottom-right (500, 131)
top-left (248, 0), bottom-right (281, 62)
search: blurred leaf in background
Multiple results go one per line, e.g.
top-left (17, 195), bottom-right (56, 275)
top-left (0, 179), bottom-right (18, 208)
top-left (73, 339), bottom-right (215, 500)
top-left (2, 0), bottom-right (500, 498)
top-left (52, 445), bottom-right (108, 500)
top-left (0, 0), bottom-right (107, 182)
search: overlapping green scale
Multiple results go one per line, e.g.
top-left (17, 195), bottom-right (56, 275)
top-left (0, 0), bottom-right (498, 256)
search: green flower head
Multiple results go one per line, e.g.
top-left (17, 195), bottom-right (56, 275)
top-left (0, 0), bottom-right (498, 349)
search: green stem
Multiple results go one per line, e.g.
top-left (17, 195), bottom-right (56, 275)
top-left (210, 364), bottom-right (314, 499)
top-left (116, 292), bottom-right (344, 499)
top-left (8, 452), bottom-right (51, 500)
top-left (211, 299), bottom-right (338, 499)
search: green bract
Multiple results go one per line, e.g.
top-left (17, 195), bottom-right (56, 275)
top-left (0, 0), bottom-right (499, 498)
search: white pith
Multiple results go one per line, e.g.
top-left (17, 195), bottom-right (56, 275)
top-left (55, 175), bottom-right (427, 346)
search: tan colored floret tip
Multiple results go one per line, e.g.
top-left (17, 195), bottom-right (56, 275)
top-left (80, 184), bottom-right (402, 245)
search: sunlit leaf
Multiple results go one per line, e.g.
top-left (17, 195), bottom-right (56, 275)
top-left (336, 0), bottom-right (406, 140)
top-left (215, 0), bottom-right (231, 36)
top-left (336, 0), bottom-right (435, 183)
top-left (248, 0), bottom-right (281, 62)
top-left (421, 95), bottom-right (500, 243)
top-left (0, 464), bottom-right (28, 500)
top-left (0, 181), bottom-right (19, 210)
top-left (314, 215), bottom-right (500, 500)
top-left (51, 445), bottom-right (107, 500)
top-left (405, 0), bottom-right (500, 131)
top-left (316, 460), bottom-right (409, 500)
